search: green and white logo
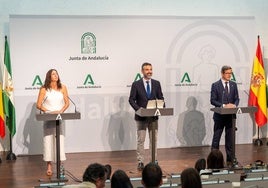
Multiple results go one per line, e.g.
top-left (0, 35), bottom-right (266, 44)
top-left (24, 75), bottom-right (43, 90)
top-left (180, 72), bottom-right (191, 83)
top-left (83, 74), bottom-right (95, 85)
top-left (175, 72), bottom-right (197, 87)
top-left (68, 32), bottom-right (110, 63)
top-left (230, 72), bottom-right (236, 82)
top-left (127, 73), bottom-right (142, 87)
top-left (81, 32), bottom-right (96, 54)
top-left (134, 73), bottom-right (142, 82)
top-left (32, 75), bottom-right (43, 86)
top-left (77, 74), bottom-right (101, 89)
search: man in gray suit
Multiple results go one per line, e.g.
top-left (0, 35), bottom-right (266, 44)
top-left (129, 62), bottom-right (164, 171)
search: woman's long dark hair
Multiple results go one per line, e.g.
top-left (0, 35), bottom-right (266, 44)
top-left (43, 69), bottom-right (62, 90)
top-left (181, 168), bottom-right (202, 188)
top-left (207, 149), bottom-right (224, 169)
top-left (111, 169), bottom-right (133, 188)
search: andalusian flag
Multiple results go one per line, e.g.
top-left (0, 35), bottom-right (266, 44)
top-left (248, 36), bottom-right (267, 127)
top-left (3, 36), bottom-right (16, 136)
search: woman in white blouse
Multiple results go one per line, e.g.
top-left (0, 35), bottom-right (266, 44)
top-left (36, 69), bottom-right (69, 176)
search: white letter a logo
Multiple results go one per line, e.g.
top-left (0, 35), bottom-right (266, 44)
top-left (154, 109), bottom-right (161, 116)
top-left (56, 114), bottom-right (62, 120)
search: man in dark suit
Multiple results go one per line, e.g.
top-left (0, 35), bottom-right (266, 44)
top-left (129, 62), bottom-right (164, 171)
top-left (210, 65), bottom-right (239, 166)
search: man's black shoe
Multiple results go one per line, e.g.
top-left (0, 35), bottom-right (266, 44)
top-left (226, 161), bottom-right (233, 168)
top-left (137, 162), bottom-right (144, 171)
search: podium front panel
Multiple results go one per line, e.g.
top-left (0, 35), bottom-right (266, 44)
top-left (210, 107), bottom-right (257, 115)
top-left (36, 112), bottom-right (81, 121)
top-left (135, 108), bottom-right (173, 117)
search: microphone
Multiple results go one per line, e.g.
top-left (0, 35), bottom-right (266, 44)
top-left (68, 96), bottom-right (77, 112)
top-left (155, 97), bottom-right (158, 109)
top-left (221, 90), bottom-right (225, 108)
top-left (244, 90), bottom-right (249, 96)
top-left (39, 96), bottom-right (48, 114)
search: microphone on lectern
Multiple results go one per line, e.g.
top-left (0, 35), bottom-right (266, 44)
top-left (39, 96), bottom-right (48, 114)
top-left (221, 90), bottom-right (225, 108)
top-left (68, 96), bottom-right (77, 112)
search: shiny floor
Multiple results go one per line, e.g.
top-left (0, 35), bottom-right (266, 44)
top-left (1, 142), bottom-right (268, 188)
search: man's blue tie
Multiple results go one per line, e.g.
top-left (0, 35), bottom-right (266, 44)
top-left (146, 81), bottom-right (151, 98)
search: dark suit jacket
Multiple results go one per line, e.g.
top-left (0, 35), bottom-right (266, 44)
top-left (129, 78), bottom-right (164, 121)
top-left (210, 79), bottom-right (240, 122)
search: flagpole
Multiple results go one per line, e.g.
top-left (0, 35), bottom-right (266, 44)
top-left (6, 132), bottom-right (16, 160)
top-left (254, 126), bottom-right (263, 146)
top-left (3, 36), bottom-right (16, 160)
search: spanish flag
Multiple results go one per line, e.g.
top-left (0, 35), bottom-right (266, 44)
top-left (248, 36), bottom-right (267, 127)
top-left (0, 54), bottom-right (5, 138)
top-left (0, 83), bottom-right (5, 138)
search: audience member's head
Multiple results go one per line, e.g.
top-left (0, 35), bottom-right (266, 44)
top-left (82, 163), bottom-right (107, 188)
top-left (181, 168), bottom-right (202, 188)
top-left (105, 164), bottom-right (112, 180)
top-left (194, 158), bottom-right (206, 173)
top-left (111, 169), bottom-right (133, 188)
top-left (207, 149), bottom-right (224, 169)
top-left (142, 162), bottom-right (163, 188)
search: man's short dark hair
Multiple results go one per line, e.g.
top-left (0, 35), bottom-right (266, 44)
top-left (221, 65), bottom-right (232, 74)
top-left (142, 162), bottom-right (162, 188)
top-left (82, 163), bottom-right (106, 183)
top-left (141, 62), bottom-right (152, 70)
